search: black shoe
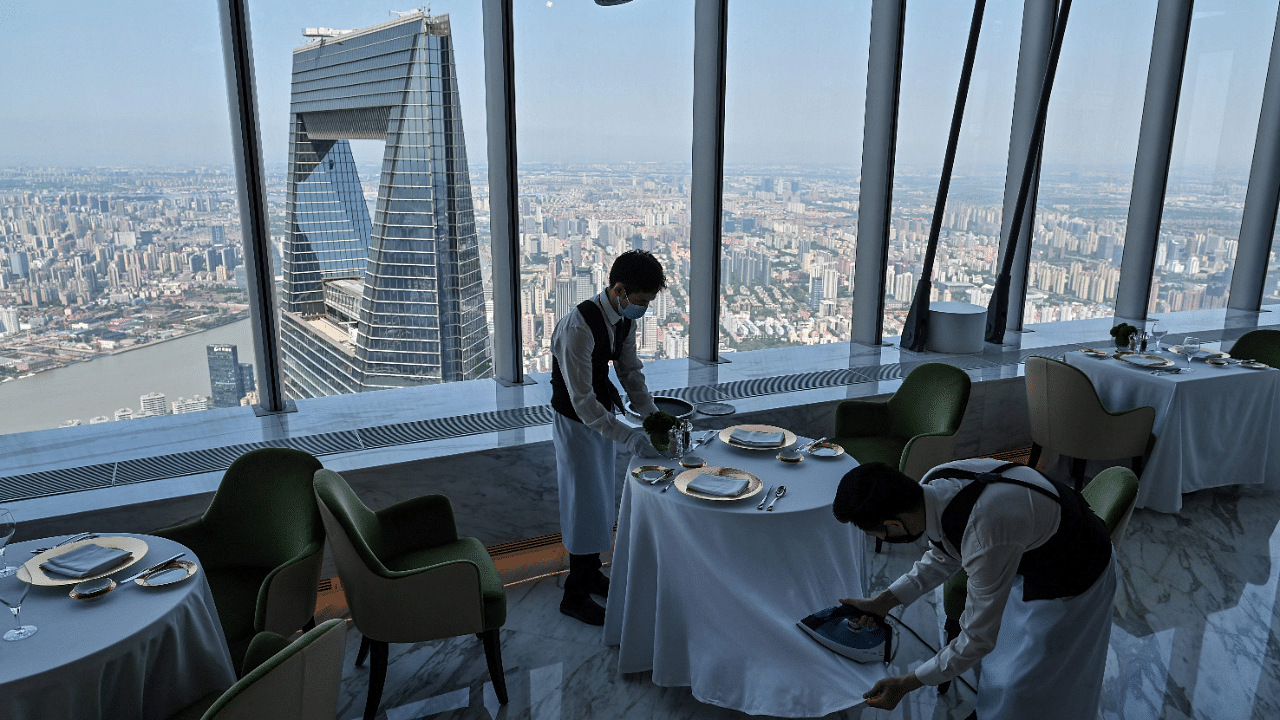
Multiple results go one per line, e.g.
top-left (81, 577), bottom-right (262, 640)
top-left (586, 572), bottom-right (609, 599)
top-left (560, 593), bottom-right (606, 626)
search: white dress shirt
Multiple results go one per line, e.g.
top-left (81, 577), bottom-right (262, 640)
top-left (886, 458), bottom-right (1063, 686)
top-left (551, 289), bottom-right (658, 445)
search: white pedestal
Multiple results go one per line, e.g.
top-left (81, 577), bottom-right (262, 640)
top-left (926, 302), bottom-right (987, 354)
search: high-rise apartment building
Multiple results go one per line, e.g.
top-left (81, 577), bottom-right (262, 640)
top-left (206, 344), bottom-right (245, 408)
top-left (139, 392), bottom-right (168, 417)
top-left (278, 12), bottom-right (491, 398)
top-left (172, 396), bottom-right (209, 414)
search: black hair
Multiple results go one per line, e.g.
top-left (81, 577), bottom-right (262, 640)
top-left (832, 462), bottom-right (925, 531)
top-left (609, 250), bottom-right (667, 294)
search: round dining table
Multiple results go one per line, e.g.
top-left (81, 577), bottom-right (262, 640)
top-left (0, 533), bottom-right (237, 720)
top-left (603, 432), bottom-right (888, 718)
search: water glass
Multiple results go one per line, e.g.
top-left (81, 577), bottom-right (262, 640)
top-left (0, 573), bottom-right (36, 641)
top-left (1179, 337), bottom-right (1201, 371)
top-left (1151, 322), bottom-right (1168, 352)
top-left (0, 509), bottom-right (16, 578)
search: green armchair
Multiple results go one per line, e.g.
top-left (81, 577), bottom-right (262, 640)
top-left (167, 619), bottom-right (347, 720)
top-left (832, 362), bottom-right (972, 481)
top-left (312, 469), bottom-right (508, 720)
top-left (153, 448), bottom-right (326, 672)
top-left (1228, 329), bottom-right (1280, 367)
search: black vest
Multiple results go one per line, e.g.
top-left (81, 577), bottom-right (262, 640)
top-left (550, 300), bottom-right (631, 423)
top-left (928, 462), bottom-right (1112, 601)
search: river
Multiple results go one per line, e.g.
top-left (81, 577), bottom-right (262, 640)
top-left (0, 319), bottom-right (255, 436)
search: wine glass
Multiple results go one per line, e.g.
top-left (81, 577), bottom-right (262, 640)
top-left (1178, 337), bottom-right (1201, 372)
top-left (0, 509), bottom-right (16, 578)
top-left (0, 572), bottom-right (36, 641)
top-left (1150, 322), bottom-right (1168, 352)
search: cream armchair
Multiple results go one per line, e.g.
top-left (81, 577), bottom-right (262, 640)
top-left (1024, 355), bottom-right (1155, 489)
top-left (312, 469), bottom-right (508, 720)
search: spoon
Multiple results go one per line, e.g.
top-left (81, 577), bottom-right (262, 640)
top-left (766, 485), bottom-right (787, 511)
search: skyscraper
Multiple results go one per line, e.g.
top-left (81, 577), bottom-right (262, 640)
top-left (139, 392), bottom-right (168, 417)
top-left (278, 12), bottom-right (491, 398)
top-left (207, 344), bottom-right (245, 408)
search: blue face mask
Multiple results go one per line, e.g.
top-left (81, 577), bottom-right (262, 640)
top-left (618, 290), bottom-right (648, 320)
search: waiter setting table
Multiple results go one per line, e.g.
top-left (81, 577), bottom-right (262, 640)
top-left (604, 423), bottom-right (889, 717)
top-left (0, 529), bottom-right (236, 720)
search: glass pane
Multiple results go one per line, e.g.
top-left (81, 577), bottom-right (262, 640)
top-left (884, 0), bottom-right (1023, 340)
top-left (1026, 1), bottom-right (1157, 323)
top-left (515, 1), bottom-right (693, 372)
top-left (248, 4), bottom-right (492, 397)
top-left (0, 2), bottom-right (250, 435)
top-left (1150, 1), bottom-right (1278, 314)
top-left (721, 2), bottom-right (869, 352)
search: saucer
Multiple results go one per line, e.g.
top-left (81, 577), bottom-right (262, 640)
top-left (776, 449), bottom-right (804, 464)
top-left (679, 455), bottom-right (706, 469)
top-left (70, 577), bottom-right (116, 600)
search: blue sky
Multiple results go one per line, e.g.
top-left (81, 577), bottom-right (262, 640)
top-left (0, 0), bottom-right (1273, 174)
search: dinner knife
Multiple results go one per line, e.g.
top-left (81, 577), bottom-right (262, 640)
top-left (757, 484), bottom-right (775, 510)
top-left (121, 553), bottom-right (185, 584)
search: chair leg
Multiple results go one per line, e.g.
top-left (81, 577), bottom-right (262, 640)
top-left (1132, 455), bottom-right (1144, 476)
top-left (1028, 443), bottom-right (1042, 470)
top-left (355, 634), bottom-right (371, 667)
top-left (363, 640), bottom-right (389, 720)
top-left (302, 616), bottom-right (316, 632)
top-left (480, 629), bottom-right (509, 705)
top-left (1070, 457), bottom-right (1086, 491)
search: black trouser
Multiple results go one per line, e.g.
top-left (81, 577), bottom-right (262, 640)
top-left (564, 552), bottom-right (602, 598)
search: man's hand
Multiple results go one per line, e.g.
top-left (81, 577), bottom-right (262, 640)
top-left (863, 673), bottom-right (923, 710)
top-left (627, 432), bottom-right (663, 459)
top-left (839, 589), bottom-right (900, 624)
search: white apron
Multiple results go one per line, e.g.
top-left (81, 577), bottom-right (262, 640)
top-left (553, 412), bottom-right (620, 555)
top-left (976, 553), bottom-right (1117, 719)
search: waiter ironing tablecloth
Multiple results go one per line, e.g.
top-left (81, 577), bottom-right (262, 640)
top-left (550, 250), bottom-right (666, 626)
top-left (834, 459), bottom-right (1117, 718)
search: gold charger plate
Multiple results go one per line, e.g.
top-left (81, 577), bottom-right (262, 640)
top-left (718, 424), bottom-right (797, 450)
top-left (1081, 348), bottom-right (1112, 358)
top-left (1114, 353), bottom-right (1174, 369)
top-left (1169, 346), bottom-right (1229, 361)
top-left (631, 465), bottom-right (675, 484)
top-left (674, 466), bottom-right (764, 501)
top-left (19, 536), bottom-right (149, 587)
top-left (136, 560), bottom-right (199, 587)
top-left (807, 442), bottom-right (846, 458)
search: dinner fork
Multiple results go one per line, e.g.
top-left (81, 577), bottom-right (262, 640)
top-left (30, 532), bottom-right (96, 554)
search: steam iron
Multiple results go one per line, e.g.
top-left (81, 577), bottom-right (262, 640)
top-left (797, 604), bottom-right (894, 663)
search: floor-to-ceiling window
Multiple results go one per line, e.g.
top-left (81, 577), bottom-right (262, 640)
top-left (883, 0), bottom-right (1022, 340)
top-left (719, 1), bottom-right (869, 353)
top-left (513, 0), bottom-right (694, 373)
top-left (0, 0), bottom-right (250, 435)
top-left (1149, 0), bottom-right (1278, 315)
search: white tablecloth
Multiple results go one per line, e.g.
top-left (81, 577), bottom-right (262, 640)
top-left (1065, 352), bottom-right (1280, 513)
top-left (0, 533), bottom-right (237, 720)
top-left (603, 435), bottom-right (887, 717)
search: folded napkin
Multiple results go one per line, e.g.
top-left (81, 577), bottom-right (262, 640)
top-left (687, 473), bottom-right (750, 497)
top-left (40, 543), bottom-right (133, 579)
top-left (1122, 355), bottom-right (1168, 368)
top-left (731, 428), bottom-right (785, 447)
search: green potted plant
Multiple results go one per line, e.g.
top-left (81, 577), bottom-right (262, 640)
top-left (642, 410), bottom-right (680, 454)
top-left (1109, 322), bottom-right (1139, 350)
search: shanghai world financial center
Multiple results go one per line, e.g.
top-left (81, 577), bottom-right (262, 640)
top-left (280, 12), bottom-right (491, 398)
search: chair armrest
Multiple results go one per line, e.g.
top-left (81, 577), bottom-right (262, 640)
top-left (150, 519), bottom-right (232, 567)
top-left (376, 494), bottom-right (459, 554)
top-left (833, 399), bottom-right (890, 439)
top-left (900, 432), bottom-right (960, 481)
top-left (255, 539), bottom-right (325, 635)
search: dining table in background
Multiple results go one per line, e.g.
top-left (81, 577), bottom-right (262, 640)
top-left (1065, 350), bottom-right (1280, 514)
top-left (0, 533), bottom-right (237, 720)
top-left (603, 432), bottom-right (886, 717)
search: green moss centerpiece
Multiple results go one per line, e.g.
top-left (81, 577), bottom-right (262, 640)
top-left (642, 410), bottom-right (680, 454)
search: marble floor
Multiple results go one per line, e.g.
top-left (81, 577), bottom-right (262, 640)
top-left (329, 483), bottom-right (1280, 720)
